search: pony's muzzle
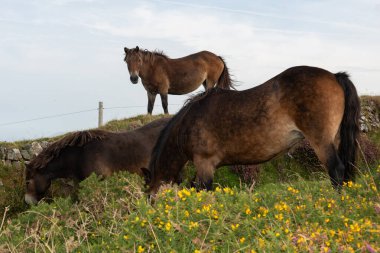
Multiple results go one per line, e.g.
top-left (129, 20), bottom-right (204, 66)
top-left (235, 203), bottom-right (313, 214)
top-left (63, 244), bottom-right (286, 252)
top-left (24, 193), bottom-right (38, 205)
top-left (130, 75), bottom-right (139, 84)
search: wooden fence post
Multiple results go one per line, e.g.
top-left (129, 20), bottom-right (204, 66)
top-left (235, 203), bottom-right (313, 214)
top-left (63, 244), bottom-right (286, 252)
top-left (98, 101), bottom-right (103, 127)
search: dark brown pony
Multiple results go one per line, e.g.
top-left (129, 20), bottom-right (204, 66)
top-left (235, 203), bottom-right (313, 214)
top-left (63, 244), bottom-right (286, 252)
top-left (145, 66), bottom-right (360, 193)
top-left (123, 46), bottom-right (234, 114)
top-left (24, 117), bottom-right (171, 205)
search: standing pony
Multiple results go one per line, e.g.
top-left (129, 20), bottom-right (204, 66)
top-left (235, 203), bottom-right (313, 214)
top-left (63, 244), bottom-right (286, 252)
top-left (144, 66), bottom-right (360, 193)
top-left (123, 46), bottom-right (234, 114)
top-left (24, 117), bottom-right (171, 205)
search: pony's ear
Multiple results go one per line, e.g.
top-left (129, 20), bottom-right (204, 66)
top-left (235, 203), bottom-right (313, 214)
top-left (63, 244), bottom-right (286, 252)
top-left (135, 46), bottom-right (140, 52)
top-left (141, 167), bottom-right (151, 184)
top-left (124, 47), bottom-right (129, 53)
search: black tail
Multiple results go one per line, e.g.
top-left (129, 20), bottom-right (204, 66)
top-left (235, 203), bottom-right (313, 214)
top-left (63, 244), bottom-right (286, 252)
top-left (335, 72), bottom-right (360, 182)
top-left (217, 56), bottom-right (234, 90)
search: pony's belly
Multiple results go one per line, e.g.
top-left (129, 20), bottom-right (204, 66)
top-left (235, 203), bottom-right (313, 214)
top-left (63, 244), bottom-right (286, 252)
top-left (168, 81), bottom-right (204, 94)
top-left (222, 129), bottom-right (304, 165)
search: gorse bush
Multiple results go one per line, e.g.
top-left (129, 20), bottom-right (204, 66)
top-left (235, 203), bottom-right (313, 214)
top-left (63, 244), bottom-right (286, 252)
top-left (0, 172), bottom-right (145, 252)
top-left (1, 168), bottom-right (379, 252)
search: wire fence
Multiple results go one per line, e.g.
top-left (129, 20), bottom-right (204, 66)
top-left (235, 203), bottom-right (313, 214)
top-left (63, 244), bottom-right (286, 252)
top-left (0, 103), bottom-right (182, 127)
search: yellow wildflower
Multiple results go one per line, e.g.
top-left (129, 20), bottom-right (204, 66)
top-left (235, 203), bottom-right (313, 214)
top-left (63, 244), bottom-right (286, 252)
top-left (258, 238), bottom-right (265, 248)
top-left (189, 221), bottom-right (199, 230)
top-left (287, 186), bottom-right (299, 194)
top-left (223, 187), bottom-right (234, 195)
top-left (165, 204), bottom-right (172, 213)
top-left (297, 237), bottom-right (305, 244)
top-left (178, 188), bottom-right (191, 200)
top-left (137, 245), bottom-right (145, 253)
top-left (275, 213), bottom-right (283, 221)
top-left (231, 224), bottom-right (240, 231)
top-left (349, 222), bottom-right (361, 233)
top-left (202, 204), bottom-right (211, 212)
top-left (258, 206), bottom-right (269, 216)
top-left (211, 209), bottom-right (219, 219)
top-left (165, 222), bottom-right (172, 231)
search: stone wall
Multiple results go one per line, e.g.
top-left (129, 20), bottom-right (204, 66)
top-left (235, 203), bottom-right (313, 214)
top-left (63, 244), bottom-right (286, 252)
top-left (359, 99), bottom-right (380, 132)
top-left (0, 141), bottom-right (50, 168)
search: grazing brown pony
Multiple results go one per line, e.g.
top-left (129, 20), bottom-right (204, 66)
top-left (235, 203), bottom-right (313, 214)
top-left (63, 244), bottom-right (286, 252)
top-left (123, 46), bottom-right (234, 114)
top-left (144, 66), bottom-right (360, 193)
top-left (24, 117), bottom-right (171, 205)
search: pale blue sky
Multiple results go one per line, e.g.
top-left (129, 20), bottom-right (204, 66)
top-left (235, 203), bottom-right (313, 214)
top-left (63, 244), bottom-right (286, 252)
top-left (1, 0), bottom-right (379, 141)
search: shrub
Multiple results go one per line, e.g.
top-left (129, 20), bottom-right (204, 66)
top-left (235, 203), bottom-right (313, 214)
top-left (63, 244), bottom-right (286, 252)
top-left (230, 164), bottom-right (261, 184)
top-left (0, 163), bottom-right (28, 217)
top-left (358, 133), bottom-right (380, 166)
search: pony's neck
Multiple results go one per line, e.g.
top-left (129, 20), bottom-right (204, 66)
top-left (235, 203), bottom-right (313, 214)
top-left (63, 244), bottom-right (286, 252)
top-left (49, 153), bottom-right (76, 180)
top-left (151, 138), bottom-right (187, 189)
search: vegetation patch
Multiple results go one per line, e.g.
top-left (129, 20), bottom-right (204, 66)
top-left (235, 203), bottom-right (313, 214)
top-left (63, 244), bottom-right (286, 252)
top-left (1, 168), bottom-right (379, 252)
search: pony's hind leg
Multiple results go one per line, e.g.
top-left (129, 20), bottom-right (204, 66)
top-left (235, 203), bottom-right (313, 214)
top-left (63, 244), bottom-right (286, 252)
top-left (308, 140), bottom-right (345, 189)
top-left (202, 79), bottom-right (218, 90)
top-left (324, 144), bottom-right (345, 189)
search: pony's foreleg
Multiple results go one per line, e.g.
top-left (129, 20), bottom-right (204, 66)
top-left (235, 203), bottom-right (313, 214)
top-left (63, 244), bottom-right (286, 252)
top-left (147, 91), bottom-right (157, 114)
top-left (193, 157), bottom-right (216, 191)
top-left (160, 93), bottom-right (169, 114)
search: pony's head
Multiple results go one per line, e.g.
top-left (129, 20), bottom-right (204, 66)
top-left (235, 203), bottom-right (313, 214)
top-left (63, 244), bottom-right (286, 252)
top-left (124, 46), bottom-right (142, 84)
top-left (24, 159), bottom-right (60, 205)
top-left (140, 167), bottom-right (170, 195)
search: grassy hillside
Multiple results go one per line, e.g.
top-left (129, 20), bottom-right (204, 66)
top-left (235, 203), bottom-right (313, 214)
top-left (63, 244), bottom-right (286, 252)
top-left (1, 97), bottom-right (380, 252)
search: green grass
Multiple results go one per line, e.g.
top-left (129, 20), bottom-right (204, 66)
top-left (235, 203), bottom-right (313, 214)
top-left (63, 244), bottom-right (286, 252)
top-left (1, 169), bottom-right (379, 252)
top-left (100, 114), bottom-right (170, 132)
